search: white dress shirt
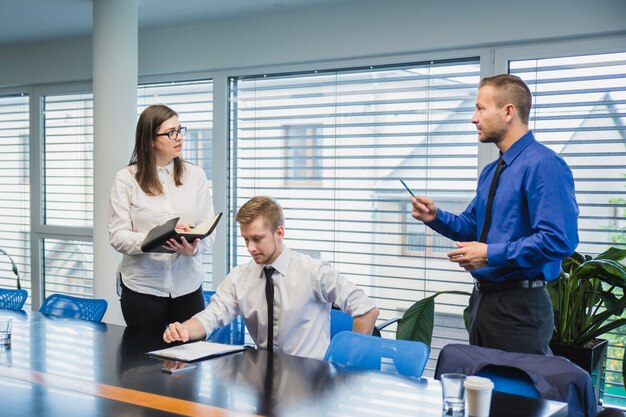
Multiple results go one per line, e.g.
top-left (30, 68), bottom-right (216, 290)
top-left (193, 247), bottom-right (377, 360)
top-left (109, 161), bottom-right (214, 298)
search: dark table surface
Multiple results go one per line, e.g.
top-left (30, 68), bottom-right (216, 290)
top-left (0, 309), bottom-right (567, 417)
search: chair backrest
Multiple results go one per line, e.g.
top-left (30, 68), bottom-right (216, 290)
top-left (330, 308), bottom-right (353, 339)
top-left (435, 343), bottom-right (598, 417)
top-left (324, 331), bottom-right (429, 378)
top-left (203, 290), bottom-right (245, 345)
top-left (39, 293), bottom-right (108, 322)
top-left (0, 249), bottom-right (27, 311)
top-left (0, 288), bottom-right (28, 311)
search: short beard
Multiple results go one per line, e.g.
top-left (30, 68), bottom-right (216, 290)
top-left (479, 124), bottom-right (507, 145)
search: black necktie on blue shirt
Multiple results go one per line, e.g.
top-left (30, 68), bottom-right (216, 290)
top-left (264, 266), bottom-right (275, 352)
top-left (478, 157), bottom-right (505, 243)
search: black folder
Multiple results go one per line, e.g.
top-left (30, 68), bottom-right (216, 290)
top-left (141, 212), bottom-right (222, 253)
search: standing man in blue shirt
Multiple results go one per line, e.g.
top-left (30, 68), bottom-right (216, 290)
top-left (411, 74), bottom-right (579, 354)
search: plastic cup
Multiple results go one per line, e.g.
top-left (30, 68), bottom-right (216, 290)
top-left (0, 317), bottom-right (12, 346)
top-left (464, 375), bottom-right (494, 417)
top-left (441, 373), bottom-right (466, 416)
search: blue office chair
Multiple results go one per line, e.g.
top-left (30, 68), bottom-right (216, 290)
top-left (39, 293), bottom-right (108, 322)
top-left (0, 249), bottom-right (28, 311)
top-left (203, 290), bottom-right (245, 345)
top-left (324, 331), bottom-right (430, 378)
top-left (435, 343), bottom-right (598, 417)
top-left (331, 307), bottom-right (400, 339)
top-left (0, 288), bottom-right (28, 311)
top-left (330, 308), bottom-right (353, 339)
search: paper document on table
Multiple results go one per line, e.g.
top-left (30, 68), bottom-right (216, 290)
top-left (148, 341), bottom-right (245, 362)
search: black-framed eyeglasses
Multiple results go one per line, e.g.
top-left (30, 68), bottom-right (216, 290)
top-left (156, 126), bottom-right (187, 140)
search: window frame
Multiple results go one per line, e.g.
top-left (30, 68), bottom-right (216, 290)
top-left (0, 89), bottom-right (32, 307)
top-left (7, 33), bottom-right (625, 402)
top-left (227, 56), bottom-right (484, 347)
top-left (30, 83), bottom-right (93, 307)
top-left (494, 35), bottom-right (626, 407)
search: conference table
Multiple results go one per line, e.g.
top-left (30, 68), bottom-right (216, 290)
top-left (0, 309), bottom-right (567, 417)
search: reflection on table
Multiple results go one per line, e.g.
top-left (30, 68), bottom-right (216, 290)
top-left (0, 309), bottom-right (567, 417)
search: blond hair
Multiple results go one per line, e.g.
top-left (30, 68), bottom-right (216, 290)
top-left (235, 196), bottom-right (285, 231)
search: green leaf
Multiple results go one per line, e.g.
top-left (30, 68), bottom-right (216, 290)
top-left (396, 294), bottom-right (435, 347)
top-left (552, 247), bottom-right (626, 387)
top-left (597, 247), bottom-right (626, 262)
top-left (463, 305), bottom-right (471, 332)
top-left (572, 259), bottom-right (626, 289)
top-left (574, 318), bottom-right (626, 345)
top-left (395, 290), bottom-right (471, 349)
top-left (595, 291), bottom-right (623, 316)
top-left (563, 252), bottom-right (585, 272)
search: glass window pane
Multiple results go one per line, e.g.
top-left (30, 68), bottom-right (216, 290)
top-left (0, 93), bottom-right (31, 309)
top-left (230, 59), bottom-right (480, 371)
top-left (43, 93), bottom-right (93, 227)
top-left (43, 238), bottom-right (94, 298)
top-left (511, 50), bottom-right (626, 407)
top-left (138, 80), bottom-right (214, 287)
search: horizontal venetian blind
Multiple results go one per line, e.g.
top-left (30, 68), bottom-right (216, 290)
top-left (138, 80), bottom-right (214, 287)
top-left (43, 239), bottom-right (94, 298)
top-left (41, 93), bottom-right (94, 299)
top-left (43, 93), bottom-right (93, 227)
top-left (230, 59), bottom-right (480, 370)
top-left (0, 93), bottom-right (30, 308)
top-left (510, 51), bottom-right (626, 406)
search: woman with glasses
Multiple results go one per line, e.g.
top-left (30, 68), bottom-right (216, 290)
top-left (109, 104), bottom-right (215, 334)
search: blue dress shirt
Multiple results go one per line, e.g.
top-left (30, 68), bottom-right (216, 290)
top-left (427, 131), bottom-right (579, 282)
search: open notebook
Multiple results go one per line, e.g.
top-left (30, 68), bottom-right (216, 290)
top-left (148, 341), bottom-right (245, 362)
top-left (141, 212), bottom-right (223, 253)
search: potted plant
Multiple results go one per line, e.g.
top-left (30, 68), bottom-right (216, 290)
top-left (391, 248), bottom-right (626, 395)
top-left (548, 247), bottom-right (626, 401)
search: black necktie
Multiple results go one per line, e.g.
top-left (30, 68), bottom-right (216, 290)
top-left (264, 266), bottom-right (275, 352)
top-left (261, 350), bottom-right (275, 417)
top-left (478, 157), bottom-right (505, 243)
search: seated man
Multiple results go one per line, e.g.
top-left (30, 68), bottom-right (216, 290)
top-left (163, 196), bottom-right (379, 360)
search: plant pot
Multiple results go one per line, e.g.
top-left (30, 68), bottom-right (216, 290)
top-left (550, 339), bottom-right (608, 404)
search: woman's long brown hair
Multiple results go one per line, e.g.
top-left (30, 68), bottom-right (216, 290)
top-left (129, 104), bottom-right (185, 196)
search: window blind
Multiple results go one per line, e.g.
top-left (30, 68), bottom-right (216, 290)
top-left (0, 93), bottom-right (30, 307)
top-left (510, 51), bottom-right (626, 406)
top-left (138, 80), bottom-right (214, 287)
top-left (43, 93), bottom-right (94, 227)
top-left (41, 93), bottom-right (94, 298)
top-left (37, 81), bottom-right (214, 299)
top-left (43, 238), bottom-right (94, 297)
top-left (230, 59), bottom-right (480, 371)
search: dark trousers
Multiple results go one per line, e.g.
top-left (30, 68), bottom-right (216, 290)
top-left (120, 279), bottom-right (205, 334)
top-left (468, 286), bottom-right (554, 355)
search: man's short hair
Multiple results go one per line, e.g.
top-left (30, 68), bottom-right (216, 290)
top-left (480, 74), bottom-right (532, 125)
top-left (235, 196), bottom-right (285, 231)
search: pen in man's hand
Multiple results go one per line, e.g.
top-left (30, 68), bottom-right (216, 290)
top-left (398, 177), bottom-right (415, 198)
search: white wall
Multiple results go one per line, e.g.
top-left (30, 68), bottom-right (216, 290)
top-left (1, 0), bottom-right (625, 86)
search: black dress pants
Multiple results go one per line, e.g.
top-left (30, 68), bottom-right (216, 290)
top-left (120, 279), bottom-right (205, 334)
top-left (468, 286), bottom-right (554, 355)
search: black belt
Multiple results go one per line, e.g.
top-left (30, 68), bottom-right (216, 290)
top-left (474, 279), bottom-right (546, 293)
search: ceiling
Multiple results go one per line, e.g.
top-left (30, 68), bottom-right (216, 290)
top-left (0, 0), bottom-right (359, 48)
